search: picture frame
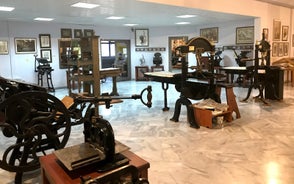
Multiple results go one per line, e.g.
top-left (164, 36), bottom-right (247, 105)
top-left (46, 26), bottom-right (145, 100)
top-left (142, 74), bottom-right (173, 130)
top-left (272, 42), bottom-right (278, 57)
top-left (200, 27), bottom-right (218, 43)
top-left (273, 19), bottom-right (281, 41)
top-left (40, 49), bottom-right (52, 62)
top-left (74, 29), bottom-right (83, 38)
top-left (168, 36), bottom-right (188, 69)
top-left (0, 40), bottom-right (9, 54)
top-left (278, 42), bottom-right (283, 57)
top-left (135, 29), bottom-right (149, 47)
top-left (39, 34), bottom-right (51, 48)
top-left (262, 28), bottom-right (269, 40)
top-left (61, 28), bottom-right (72, 38)
top-left (236, 26), bottom-right (254, 44)
top-left (282, 26), bottom-right (289, 41)
top-left (84, 29), bottom-right (94, 37)
top-left (283, 42), bottom-right (289, 56)
top-left (14, 38), bottom-right (37, 54)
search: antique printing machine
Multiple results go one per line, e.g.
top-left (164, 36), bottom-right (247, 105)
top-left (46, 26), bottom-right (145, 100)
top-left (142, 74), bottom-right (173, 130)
top-left (0, 77), bottom-right (152, 184)
top-left (169, 37), bottom-right (221, 128)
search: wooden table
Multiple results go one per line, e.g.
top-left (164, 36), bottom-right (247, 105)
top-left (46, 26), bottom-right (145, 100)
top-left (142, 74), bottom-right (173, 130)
top-left (100, 67), bottom-right (122, 96)
top-left (40, 150), bottom-right (150, 184)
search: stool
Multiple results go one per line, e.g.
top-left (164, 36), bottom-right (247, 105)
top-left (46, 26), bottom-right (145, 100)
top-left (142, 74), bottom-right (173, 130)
top-left (215, 83), bottom-right (241, 119)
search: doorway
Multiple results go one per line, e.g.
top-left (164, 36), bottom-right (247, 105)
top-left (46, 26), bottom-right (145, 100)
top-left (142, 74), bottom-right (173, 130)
top-left (101, 39), bottom-right (131, 81)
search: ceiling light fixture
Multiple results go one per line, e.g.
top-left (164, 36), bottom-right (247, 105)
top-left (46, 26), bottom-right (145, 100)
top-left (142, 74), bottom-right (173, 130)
top-left (71, 2), bottom-right (100, 9)
top-left (175, 22), bottom-right (191, 25)
top-left (176, 14), bottom-right (196, 18)
top-left (34, 17), bottom-right (54, 21)
top-left (106, 16), bottom-right (125, 20)
top-left (0, 6), bottom-right (15, 11)
top-left (124, 23), bottom-right (138, 26)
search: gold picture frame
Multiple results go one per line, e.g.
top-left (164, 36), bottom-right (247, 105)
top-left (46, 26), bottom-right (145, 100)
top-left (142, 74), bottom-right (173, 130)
top-left (200, 27), bottom-right (218, 43)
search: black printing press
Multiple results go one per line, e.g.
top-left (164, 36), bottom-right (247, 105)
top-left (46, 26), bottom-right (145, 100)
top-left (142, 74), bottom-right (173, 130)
top-left (0, 77), bottom-right (152, 184)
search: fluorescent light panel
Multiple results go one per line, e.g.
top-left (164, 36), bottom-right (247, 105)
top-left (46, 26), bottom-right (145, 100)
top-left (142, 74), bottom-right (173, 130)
top-left (106, 16), bottom-right (125, 20)
top-left (34, 17), bottom-right (54, 21)
top-left (124, 23), bottom-right (138, 26)
top-left (177, 14), bottom-right (196, 18)
top-left (0, 6), bottom-right (15, 11)
top-left (71, 2), bottom-right (100, 9)
top-left (175, 22), bottom-right (191, 25)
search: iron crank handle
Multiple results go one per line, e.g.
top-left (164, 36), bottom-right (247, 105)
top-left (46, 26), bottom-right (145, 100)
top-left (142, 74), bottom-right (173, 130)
top-left (139, 85), bottom-right (152, 108)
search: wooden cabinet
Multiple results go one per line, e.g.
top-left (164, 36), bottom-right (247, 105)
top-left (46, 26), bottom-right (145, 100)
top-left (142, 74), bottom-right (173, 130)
top-left (135, 66), bottom-right (149, 81)
top-left (65, 36), bottom-right (101, 97)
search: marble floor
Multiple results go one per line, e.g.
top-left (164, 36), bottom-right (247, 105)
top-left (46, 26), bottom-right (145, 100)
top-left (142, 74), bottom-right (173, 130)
top-left (1, 79), bottom-right (294, 184)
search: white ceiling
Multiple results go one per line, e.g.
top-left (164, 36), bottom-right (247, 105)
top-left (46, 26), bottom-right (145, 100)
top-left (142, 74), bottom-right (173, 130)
top-left (0, 0), bottom-right (293, 27)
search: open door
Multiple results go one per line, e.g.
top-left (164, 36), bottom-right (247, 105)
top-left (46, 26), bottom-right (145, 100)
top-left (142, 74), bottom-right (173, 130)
top-left (101, 40), bottom-right (131, 81)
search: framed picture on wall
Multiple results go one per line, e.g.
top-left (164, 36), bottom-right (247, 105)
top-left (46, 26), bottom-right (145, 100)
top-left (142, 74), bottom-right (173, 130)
top-left (168, 36), bottom-right (188, 69)
top-left (39, 34), bottom-right (51, 48)
top-left (200, 27), bottom-right (218, 43)
top-left (283, 42), bottom-right (289, 56)
top-left (0, 40), bottom-right (9, 54)
top-left (14, 38), bottom-right (37, 54)
top-left (272, 42), bottom-right (278, 57)
top-left (84, 29), bottom-right (94, 37)
top-left (273, 19), bottom-right (281, 41)
top-left (74, 29), bottom-right (83, 38)
top-left (41, 49), bottom-right (52, 62)
top-left (61, 28), bottom-right (72, 38)
top-left (236, 26), bottom-right (254, 44)
top-left (278, 42), bottom-right (283, 57)
top-left (282, 26), bottom-right (289, 41)
top-left (135, 29), bottom-right (149, 47)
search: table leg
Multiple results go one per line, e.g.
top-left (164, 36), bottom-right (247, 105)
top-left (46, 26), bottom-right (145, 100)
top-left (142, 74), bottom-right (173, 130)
top-left (162, 82), bottom-right (169, 111)
top-left (110, 76), bottom-right (119, 96)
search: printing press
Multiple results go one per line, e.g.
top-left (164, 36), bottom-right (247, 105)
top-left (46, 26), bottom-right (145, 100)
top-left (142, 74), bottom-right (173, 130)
top-left (146, 37), bottom-right (224, 128)
top-left (0, 76), bottom-right (152, 184)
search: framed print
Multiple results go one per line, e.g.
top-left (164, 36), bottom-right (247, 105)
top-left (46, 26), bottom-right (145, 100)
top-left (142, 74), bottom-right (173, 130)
top-left (61, 28), bottom-right (72, 38)
top-left (168, 36), bottom-right (188, 69)
top-left (135, 29), bottom-right (149, 47)
top-left (272, 42), bottom-right (278, 57)
top-left (74, 29), bottom-right (83, 38)
top-left (200, 27), bottom-right (218, 43)
top-left (41, 49), bottom-right (52, 62)
top-left (278, 42), bottom-right (283, 57)
top-left (282, 26), bottom-right (289, 41)
top-left (39, 34), bottom-right (51, 48)
top-left (84, 29), bottom-right (94, 37)
top-left (283, 42), bottom-right (289, 56)
top-left (0, 40), bottom-right (9, 54)
top-left (14, 38), bottom-right (37, 54)
top-left (273, 19), bottom-right (281, 41)
top-left (236, 26), bottom-right (254, 44)
top-left (263, 28), bottom-right (269, 40)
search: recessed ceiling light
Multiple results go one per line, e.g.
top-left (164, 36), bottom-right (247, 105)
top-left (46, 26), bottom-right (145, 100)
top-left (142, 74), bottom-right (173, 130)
top-left (0, 6), bottom-right (15, 11)
top-left (34, 17), bottom-right (54, 21)
top-left (124, 23), bottom-right (138, 26)
top-left (106, 16), bottom-right (125, 20)
top-left (71, 2), bottom-right (100, 9)
top-left (176, 15), bottom-right (196, 18)
top-left (175, 22), bottom-right (191, 25)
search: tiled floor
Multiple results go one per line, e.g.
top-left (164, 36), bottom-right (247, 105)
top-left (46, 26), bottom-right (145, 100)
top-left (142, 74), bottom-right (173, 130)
top-left (1, 79), bottom-right (294, 183)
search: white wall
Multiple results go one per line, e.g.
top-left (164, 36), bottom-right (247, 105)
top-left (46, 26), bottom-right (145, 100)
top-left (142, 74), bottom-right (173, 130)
top-left (0, 1), bottom-right (293, 88)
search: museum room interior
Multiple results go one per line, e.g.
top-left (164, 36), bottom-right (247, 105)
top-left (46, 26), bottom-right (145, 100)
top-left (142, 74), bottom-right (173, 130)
top-left (0, 0), bottom-right (294, 183)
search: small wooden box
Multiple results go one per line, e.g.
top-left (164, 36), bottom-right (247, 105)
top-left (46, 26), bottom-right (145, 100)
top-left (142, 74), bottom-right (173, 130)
top-left (192, 106), bottom-right (232, 129)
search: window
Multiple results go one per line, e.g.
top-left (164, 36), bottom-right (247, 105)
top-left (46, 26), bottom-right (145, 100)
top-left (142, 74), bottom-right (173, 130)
top-left (101, 40), bottom-right (115, 57)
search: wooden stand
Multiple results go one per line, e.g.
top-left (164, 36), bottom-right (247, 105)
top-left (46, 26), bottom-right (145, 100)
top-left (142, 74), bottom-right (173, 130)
top-left (40, 150), bottom-right (150, 184)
